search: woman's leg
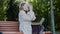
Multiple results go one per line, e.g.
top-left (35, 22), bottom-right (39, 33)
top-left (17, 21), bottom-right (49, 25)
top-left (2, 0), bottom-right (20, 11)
top-left (23, 25), bottom-right (32, 34)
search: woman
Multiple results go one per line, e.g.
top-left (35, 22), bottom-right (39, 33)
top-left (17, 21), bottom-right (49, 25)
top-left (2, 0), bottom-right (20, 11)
top-left (19, 3), bottom-right (36, 34)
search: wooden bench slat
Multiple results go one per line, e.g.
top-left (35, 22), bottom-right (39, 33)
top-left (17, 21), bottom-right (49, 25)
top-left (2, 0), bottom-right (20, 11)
top-left (2, 32), bottom-right (23, 34)
top-left (0, 25), bottom-right (19, 27)
top-left (0, 26), bottom-right (18, 28)
top-left (0, 29), bottom-right (18, 30)
top-left (0, 31), bottom-right (19, 32)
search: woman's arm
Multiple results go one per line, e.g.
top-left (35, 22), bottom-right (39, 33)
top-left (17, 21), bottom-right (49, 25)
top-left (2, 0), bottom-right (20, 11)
top-left (19, 11), bottom-right (32, 21)
top-left (27, 11), bottom-right (36, 21)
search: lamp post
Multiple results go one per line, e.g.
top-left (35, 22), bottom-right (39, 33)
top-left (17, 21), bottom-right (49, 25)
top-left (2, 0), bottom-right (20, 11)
top-left (50, 0), bottom-right (55, 34)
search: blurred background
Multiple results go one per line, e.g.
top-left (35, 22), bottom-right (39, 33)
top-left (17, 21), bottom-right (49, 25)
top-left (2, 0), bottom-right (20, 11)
top-left (0, 0), bottom-right (60, 32)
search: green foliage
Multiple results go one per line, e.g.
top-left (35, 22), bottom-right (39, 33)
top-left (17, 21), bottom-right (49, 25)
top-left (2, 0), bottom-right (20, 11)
top-left (29, 0), bottom-right (51, 31)
top-left (0, 0), bottom-right (20, 21)
top-left (53, 0), bottom-right (60, 31)
top-left (0, 0), bottom-right (8, 21)
top-left (29, 0), bottom-right (60, 31)
top-left (29, 0), bottom-right (46, 22)
top-left (6, 0), bottom-right (19, 21)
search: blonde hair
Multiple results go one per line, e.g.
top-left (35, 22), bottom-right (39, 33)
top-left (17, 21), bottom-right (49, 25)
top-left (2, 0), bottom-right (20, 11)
top-left (19, 3), bottom-right (33, 11)
top-left (19, 3), bottom-right (26, 10)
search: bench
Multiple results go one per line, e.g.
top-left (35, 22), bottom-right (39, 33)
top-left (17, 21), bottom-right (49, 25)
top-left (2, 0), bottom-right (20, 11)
top-left (0, 21), bottom-right (51, 34)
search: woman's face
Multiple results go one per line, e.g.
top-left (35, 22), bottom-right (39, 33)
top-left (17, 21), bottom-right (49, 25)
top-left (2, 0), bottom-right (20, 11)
top-left (23, 4), bottom-right (29, 11)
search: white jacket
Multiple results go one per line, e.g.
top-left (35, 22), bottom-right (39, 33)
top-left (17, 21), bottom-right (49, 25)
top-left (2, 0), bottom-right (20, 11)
top-left (19, 10), bottom-right (36, 34)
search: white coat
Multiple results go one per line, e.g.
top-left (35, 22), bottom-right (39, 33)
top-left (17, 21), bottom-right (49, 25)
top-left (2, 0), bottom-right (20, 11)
top-left (19, 10), bottom-right (36, 34)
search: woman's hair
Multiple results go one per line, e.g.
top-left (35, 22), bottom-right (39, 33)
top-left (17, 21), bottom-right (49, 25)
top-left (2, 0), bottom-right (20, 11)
top-left (19, 3), bottom-right (33, 11)
top-left (19, 3), bottom-right (25, 10)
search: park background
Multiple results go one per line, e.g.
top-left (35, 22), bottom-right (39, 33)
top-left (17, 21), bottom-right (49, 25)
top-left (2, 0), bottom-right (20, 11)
top-left (0, 0), bottom-right (60, 33)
